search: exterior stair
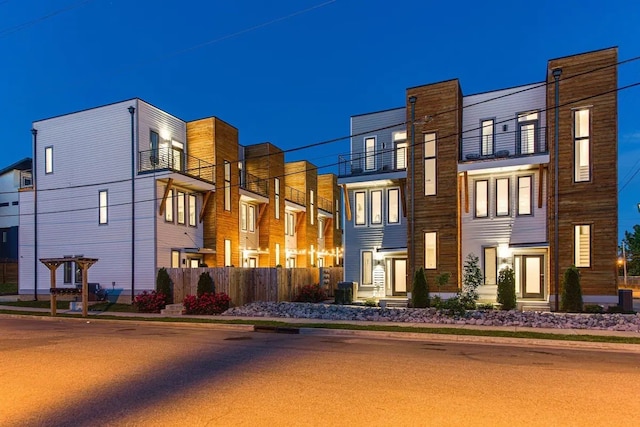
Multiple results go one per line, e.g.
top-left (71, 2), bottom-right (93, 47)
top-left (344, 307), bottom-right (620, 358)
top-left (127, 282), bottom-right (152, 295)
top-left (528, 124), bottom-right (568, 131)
top-left (520, 302), bottom-right (551, 312)
top-left (378, 298), bottom-right (408, 308)
top-left (161, 303), bottom-right (185, 316)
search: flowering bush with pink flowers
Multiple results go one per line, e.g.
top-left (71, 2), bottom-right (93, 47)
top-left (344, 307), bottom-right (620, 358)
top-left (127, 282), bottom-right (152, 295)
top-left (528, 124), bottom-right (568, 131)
top-left (133, 291), bottom-right (167, 313)
top-left (183, 292), bottom-right (231, 315)
top-left (295, 284), bottom-right (327, 303)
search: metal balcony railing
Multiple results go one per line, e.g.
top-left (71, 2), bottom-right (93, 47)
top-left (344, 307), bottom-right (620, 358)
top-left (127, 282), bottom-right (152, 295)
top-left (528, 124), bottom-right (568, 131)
top-left (338, 146), bottom-right (406, 177)
top-left (241, 172), bottom-right (269, 198)
top-left (460, 126), bottom-right (547, 162)
top-left (139, 148), bottom-right (215, 183)
top-left (317, 196), bottom-right (333, 214)
top-left (285, 186), bottom-right (306, 206)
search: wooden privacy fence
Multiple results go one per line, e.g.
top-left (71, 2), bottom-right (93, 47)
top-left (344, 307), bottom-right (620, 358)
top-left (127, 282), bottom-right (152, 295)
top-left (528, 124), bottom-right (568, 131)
top-left (0, 261), bottom-right (18, 284)
top-left (166, 267), bottom-right (343, 307)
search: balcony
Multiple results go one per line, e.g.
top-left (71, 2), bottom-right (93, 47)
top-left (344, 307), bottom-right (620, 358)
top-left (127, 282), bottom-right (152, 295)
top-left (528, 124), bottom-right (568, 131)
top-left (285, 186), bottom-right (305, 207)
top-left (460, 126), bottom-right (547, 163)
top-left (241, 172), bottom-right (269, 198)
top-left (338, 146), bottom-right (407, 178)
top-left (317, 196), bottom-right (333, 214)
top-left (138, 148), bottom-right (214, 184)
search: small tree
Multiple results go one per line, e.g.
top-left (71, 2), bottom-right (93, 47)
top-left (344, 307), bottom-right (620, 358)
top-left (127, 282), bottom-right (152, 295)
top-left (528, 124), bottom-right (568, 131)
top-left (497, 266), bottom-right (516, 310)
top-left (461, 253), bottom-right (483, 308)
top-left (156, 267), bottom-right (173, 304)
top-left (561, 265), bottom-right (583, 312)
top-left (412, 267), bottom-right (429, 308)
top-left (197, 271), bottom-right (215, 297)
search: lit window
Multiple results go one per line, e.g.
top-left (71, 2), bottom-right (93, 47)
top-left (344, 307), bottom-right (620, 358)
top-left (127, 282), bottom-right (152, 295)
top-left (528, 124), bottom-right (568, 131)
top-left (64, 260), bottom-right (72, 284)
top-left (171, 250), bottom-right (180, 268)
top-left (275, 243), bottom-right (280, 266)
top-left (99, 190), bottom-right (108, 224)
top-left (424, 133), bottom-right (436, 195)
top-left (188, 194), bottom-right (196, 226)
top-left (224, 161), bottom-right (231, 211)
top-left (224, 239), bottom-right (232, 266)
top-left (45, 146), bottom-right (53, 174)
top-left (362, 251), bottom-right (373, 285)
top-left (177, 191), bottom-right (185, 224)
top-left (574, 225), bottom-right (591, 267)
top-left (318, 218), bottom-right (324, 239)
top-left (355, 191), bottom-right (366, 225)
top-left (475, 180), bottom-right (488, 218)
top-left (393, 131), bottom-right (407, 169)
top-left (248, 205), bottom-right (255, 232)
top-left (387, 188), bottom-right (400, 224)
top-left (518, 111), bottom-right (538, 155)
top-left (335, 199), bottom-right (340, 230)
top-left (484, 247), bottom-right (497, 285)
top-left (518, 176), bottom-right (532, 215)
top-left (365, 137), bottom-right (376, 170)
top-left (481, 119), bottom-right (494, 156)
top-left (275, 178), bottom-right (280, 219)
top-left (496, 178), bottom-right (509, 216)
top-left (574, 109), bottom-right (591, 182)
top-left (424, 232), bottom-right (437, 269)
top-left (241, 204), bottom-right (247, 231)
top-left (370, 190), bottom-right (382, 225)
top-left (165, 189), bottom-right (174, 222)
top-left (310, 189), bottom-right (314, 225)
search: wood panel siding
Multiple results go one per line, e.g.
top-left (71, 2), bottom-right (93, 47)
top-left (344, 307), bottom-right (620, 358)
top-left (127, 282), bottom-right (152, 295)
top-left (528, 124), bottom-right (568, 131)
top-left (285, 161), bottom-right (318, 267)
top-left (407, 80), bottom-right (462, 290)
top-left (318, 173), bottom-right (343, 266)
top-left (547, 47), bottom-right (618, 297)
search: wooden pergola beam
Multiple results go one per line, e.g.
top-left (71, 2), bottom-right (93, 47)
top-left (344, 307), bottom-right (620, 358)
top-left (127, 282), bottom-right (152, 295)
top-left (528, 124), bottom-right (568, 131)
top-left (399, 178), bottom-right (407, 218)
top-left (159, 178), bottom-right (174, 216)
top-left (341, 184), bottom-right (352, 222)
top-left (199, 190), bottom-right (213, 223)
top-left (40, 257), bottom-right (98, 318)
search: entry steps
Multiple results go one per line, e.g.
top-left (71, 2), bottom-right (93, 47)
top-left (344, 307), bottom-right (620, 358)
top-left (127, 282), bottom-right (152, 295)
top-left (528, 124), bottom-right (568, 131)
top-left (378, 298), bottom-right (409, 308)
top-left (161, 303), bottom-right (185, 316)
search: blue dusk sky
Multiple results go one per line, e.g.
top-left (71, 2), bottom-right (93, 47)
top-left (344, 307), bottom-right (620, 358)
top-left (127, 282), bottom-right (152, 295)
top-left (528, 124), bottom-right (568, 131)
top-left (1, 0), bottom-right (639, 241)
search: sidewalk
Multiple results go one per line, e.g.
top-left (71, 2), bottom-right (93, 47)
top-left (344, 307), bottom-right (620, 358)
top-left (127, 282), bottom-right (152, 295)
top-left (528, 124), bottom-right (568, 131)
top-left (1, 302), bottom-right (639, 353)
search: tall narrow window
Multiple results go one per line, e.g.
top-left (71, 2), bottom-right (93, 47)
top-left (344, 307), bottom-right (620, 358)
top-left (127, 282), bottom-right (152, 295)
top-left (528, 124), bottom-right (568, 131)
top-left (574, 225), bottom-right (591, 267)
top-left (355, 191), bottom-right (366, 225)
top-left (64, 261), bottom-right (72, 284)
top-left (475, 180), bottom-right (488, 218)
top-left (393, 131), bottom-right (407, 169)
top-left (248, 205), bottom-right (255, 232)
top-left (165, 189), bottom-right (174, 222)
top-left (177, 191), bottom-right (185, 224)
top-left (424, 232), bottom-right (437, 269)
top-left (517, 176), bottom-right (532, 215)
top-left (370, 190), bottom-right (382, 225)
top-left (171, 250), bottom-right (180, 268)
top-left (318, 218), bottom-right (324, 239)
top-left (224, 161), bottom-right (231, 211)
top-left (387, 188), bottom-right (400, 224)
top-left (574, 108), bottom-right (591, 182)
top-left (224, 239), bottom-right (232, 266)
top-left (362, 251), bottom-right (373, 285)
top-left (45, 146), bottom-right (53, 174)
top-left (484, 247), bottom-right (497, 285)
top-left (275, 178), bottom-right (280, 219)
top-left (495, 178), bottom-right (510, 217)
top-left (150, 131), bottom-right (159, 164)
top-left (364, 137), bottom-right (376, 171)
top-left (310, 189), bottom-right (315, 225)
top-left (241, 204), bottom-right (247, 231)
top-left (481, 119), bottom-right (494, 156)
top-left (275, 243), bottom-right (280, 266)
top-left (518, 111), bottom-right (538, 155)
top-left (424, 133), bottom-right (436, 195)
top-left (335, 199), bottom-right (340, 230)
top-left (99, 190), bottom-right (108, 224)
top-left (188, 194), bottom-right (196, 226)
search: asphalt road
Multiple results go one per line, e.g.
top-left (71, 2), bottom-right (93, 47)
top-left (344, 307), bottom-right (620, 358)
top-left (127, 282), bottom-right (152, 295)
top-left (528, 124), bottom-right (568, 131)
top-left (1, 317), bottom-right (639, 427)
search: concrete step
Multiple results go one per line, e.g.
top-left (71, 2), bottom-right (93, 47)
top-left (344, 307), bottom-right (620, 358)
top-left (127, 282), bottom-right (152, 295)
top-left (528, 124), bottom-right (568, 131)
top-left (521, 303), bottom-right (551, 312)
top-left (378, 299), bottom-right (408, 308)
top-left (161, 303), bottom-right (185, 316)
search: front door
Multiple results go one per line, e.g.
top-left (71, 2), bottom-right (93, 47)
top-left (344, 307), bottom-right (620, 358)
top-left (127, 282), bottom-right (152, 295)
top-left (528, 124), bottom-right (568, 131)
top-left (522, 255), bottom-right (544, 299)
top-left (392, 258), bottom-right (407, 296)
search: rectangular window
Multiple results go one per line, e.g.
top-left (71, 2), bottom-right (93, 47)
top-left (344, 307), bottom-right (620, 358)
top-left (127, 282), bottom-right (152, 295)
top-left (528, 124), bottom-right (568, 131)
top-left (481, 119), bottom-right (494, 156)
top-left (362, 251), bottom-right (373, 285)
top-left (150, 130), bottom-right (159, 164)
top-left (171, 250), bottom-right (180, 268)
top-left (574, 225), bottom-right (591, 267)
top-left (424, 232), bottom-right (437, 269)
top-left (394, 131), bottom-right (407, 170)
top-left (188, 194), bottom-right (196, 226)
top-left (518, 111), bottom-right (538, 155)
top-left (424, 133), bottom-right (436, 196)
top-left (241, 204), bottom-right (247, 231)
top-left (224, 239), bottom-right (232, 266)
top-left (370, 190), bottom-right (382, 225)
top-left (64, 261), bottom-right (72, 284)
top-left (224, 161), bottom-right (231, 211)
top-left (310, 189), bottom-right (315, 225)
top-left (177, 191), bottom-right (185, 224)
top-left (1, 231), bottom-right (6, 243)
top-left (517, 176), bottom-right (532, 215)
top-left (248, 205), bottom-right (255, 232)
top-left (75, 262), bottom-right (82, 284)
top-left (484, 247), bottom-right (497, 285)
top-left (495, 178), bottom-right (510, 217)
top-left (355, 191), bottom-right (366, 225)
top-left (475, 180), bottom-right (488, 218)
top-left (165, 189), bottom-right (174, 222)
top-left (285, 212), bottom-right (295, 236)
top-left (275, 243), bottom-right (280, 266)
top-left (318, 218), bottom-right (324, 239)
top-left (387, 188), bottom-right (400, 224)
top-left (275, 178), bottom-right (280, 219)
top-left (99, 190), bottom-right (108, 224)
top-left (365, 137), bottom-right (376, 170)
top-left (335, 199), bottom-right (340, 230)
top-left (45, 146), bottom-right (53, 174)
top-left (574, 108), bottom-right (591, 182)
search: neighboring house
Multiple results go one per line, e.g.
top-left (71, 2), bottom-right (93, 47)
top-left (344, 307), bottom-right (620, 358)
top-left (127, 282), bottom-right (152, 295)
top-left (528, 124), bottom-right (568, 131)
top-left (18, 99), bottom-right (342, 300)
top-left (340, 47), bottom-right (618, 307)
top-left (0, 158), bottom-right (32, 260)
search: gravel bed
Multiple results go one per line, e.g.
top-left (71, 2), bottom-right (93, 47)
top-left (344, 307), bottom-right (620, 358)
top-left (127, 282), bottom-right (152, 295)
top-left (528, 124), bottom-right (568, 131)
top-left (223, 302), bottom-right (640, 332)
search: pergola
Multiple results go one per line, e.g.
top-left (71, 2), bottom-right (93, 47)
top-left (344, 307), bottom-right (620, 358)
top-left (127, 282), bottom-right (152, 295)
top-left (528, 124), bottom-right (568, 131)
top-left (39, 257), bottom-right (99, 318)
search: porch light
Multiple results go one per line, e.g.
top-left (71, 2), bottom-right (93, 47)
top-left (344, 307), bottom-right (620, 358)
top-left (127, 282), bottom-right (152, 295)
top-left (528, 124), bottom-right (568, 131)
top-left (498, 243), bottom-right (511, 264)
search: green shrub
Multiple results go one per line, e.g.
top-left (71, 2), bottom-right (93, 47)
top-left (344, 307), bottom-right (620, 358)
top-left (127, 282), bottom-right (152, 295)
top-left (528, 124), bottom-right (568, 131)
top-left (461, 253), bottom-right (483, 308)
top-left (197, 272), bottom-right (215, 297)
top-left (584, 304), bottom-right (604, 313)
top-left (560, 265), bottom-right (583, 312)
top-left (497, 267), bottom-right (516, 310)
top-left (476, 303), bottom-right (495, 311)
top-left (156, 267), bottom-right (173, 304)
top-left (364, 297), bottom-right (377, 307)
top-left (295, 284), bottom-right (327, 303)
top-left (412, 267), bottom-right (429, 308)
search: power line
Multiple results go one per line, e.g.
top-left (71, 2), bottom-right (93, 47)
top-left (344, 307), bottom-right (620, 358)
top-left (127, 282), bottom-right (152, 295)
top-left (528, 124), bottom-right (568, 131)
top-left (0, 0), bottom-right (94, 39)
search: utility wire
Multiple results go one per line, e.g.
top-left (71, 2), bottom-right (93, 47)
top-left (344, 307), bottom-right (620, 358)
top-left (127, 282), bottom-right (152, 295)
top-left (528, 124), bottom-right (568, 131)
top-left (0, 0), bottom-right (94, 38)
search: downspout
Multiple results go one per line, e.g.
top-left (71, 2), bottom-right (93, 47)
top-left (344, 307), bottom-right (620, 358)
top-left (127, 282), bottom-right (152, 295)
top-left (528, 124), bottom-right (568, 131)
top-left (552, 68), bottom-right (562, 311)
top-left (128, 106), bottom-right (136, 303)
top-left (409, 96), bottom-right (417, 278)
top-left (31, 128), bottom-right (38, 300)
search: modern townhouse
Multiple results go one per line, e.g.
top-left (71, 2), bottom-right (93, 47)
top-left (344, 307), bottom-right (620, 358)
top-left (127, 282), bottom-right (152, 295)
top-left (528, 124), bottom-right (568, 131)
top-left (340, 47), bottom-right (618, 308)
top-left (0, 158), bottom-right (32, 261)
top-left (317, 173), bottom-right (343, 268)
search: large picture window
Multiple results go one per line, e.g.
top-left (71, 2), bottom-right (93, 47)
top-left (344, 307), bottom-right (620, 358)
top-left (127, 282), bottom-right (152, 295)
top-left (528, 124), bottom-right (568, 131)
top-left (574, 224), bottom-right (591, 267)
top-left (424, 232), bottom-right (437, 269)
top-left (355, 191), bottom-right (366, 226)
top-left (495, 178), bottom-right (510, 217)
top-left (424, 133), bottom-right (436, 195)
top-left (475, 180), bottom-right (488, 218)
top-left (574, 108), bottom-right (591, 182)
